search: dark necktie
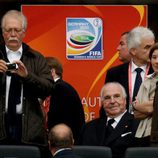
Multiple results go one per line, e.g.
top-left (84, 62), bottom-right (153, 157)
top-left (8, 73), bottom-right (21, 125)
top-left (107, 119), bottom-right (115, 127)
top-left (133, 68), bottom-right (143, 101)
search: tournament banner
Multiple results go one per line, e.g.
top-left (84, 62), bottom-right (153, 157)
top-left (22, 5), bottom-right (147, 122)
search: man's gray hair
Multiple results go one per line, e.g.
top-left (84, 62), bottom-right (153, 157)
top-left (100, 82), bottom-right (127, 101)
top-left (127, 26), bottom-right (155, 51)
top-left (1, 10), bottom-right (27, 31)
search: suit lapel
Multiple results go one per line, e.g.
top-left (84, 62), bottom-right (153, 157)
top-left (96, 118), bottom-right (107, 145)
top-left (121, 63), bottom-right (129, 96)
top-left (104, 112), bottom-right (132, 145)
top-left (120, 63), bottom-right (129, 109)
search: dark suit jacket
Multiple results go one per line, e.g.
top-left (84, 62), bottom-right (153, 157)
top-left (105, 62), bottom-right (153, 110)
top-left (48, 79), bottom-right (85, 143)
top-left (53, 149), bottom-right (82, 158)
top-left (78, 111), bottom-right (139, 158)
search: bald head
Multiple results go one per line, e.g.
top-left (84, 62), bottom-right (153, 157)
top-left (48, 124), bottom-right (74, 151)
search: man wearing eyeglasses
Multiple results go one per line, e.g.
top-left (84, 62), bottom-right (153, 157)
top-left (78, 82), bottom-right (139, 158)
top-left (0, 10), bottom-right (53, 158)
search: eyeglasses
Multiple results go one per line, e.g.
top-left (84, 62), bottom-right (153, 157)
top-left (2, 28), bottom-right (24, 34)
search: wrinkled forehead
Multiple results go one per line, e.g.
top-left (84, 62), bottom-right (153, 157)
top-left (103, 84), bottom-right (122, 96)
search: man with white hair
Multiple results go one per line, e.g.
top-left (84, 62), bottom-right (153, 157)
top-left (79, 82), bottom-right (139, 158)
top-left (0, 10), bottom-right (53, 158)
top-left (104, 26), bottom-right (155, 113)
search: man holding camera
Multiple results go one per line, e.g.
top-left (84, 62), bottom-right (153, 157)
top-left (0, 10), bottom-right (53, 158)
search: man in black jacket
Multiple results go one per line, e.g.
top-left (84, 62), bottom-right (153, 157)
top-left (105, 26), bottom-right (155, 113)
top-left (79, 82), bottom-right (139, 158)
top-left (0, 10), bottom-right (53, 158)
top-left (46, 57), bottom-right (85, 144)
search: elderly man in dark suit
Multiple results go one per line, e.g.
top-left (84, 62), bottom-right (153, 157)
top-left (78, 82), bottom-right (139, 158)
top-left (105, 26), bottom-right (155, 113)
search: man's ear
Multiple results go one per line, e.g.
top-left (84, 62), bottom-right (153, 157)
top-left (73, 138), bottom-right (74, 145)
top-left (129, 48), bottom-right (137, 56)
top-left (51, 68), bottom-right (56, 77)
top-left (21, 31), bottom-right (26, 39)
top-left (48, 140), bottom-right (51, 150)
top-left (52, 68), bottom-right (56, 73)
top-left (124, 99), bottom-right (127, 109)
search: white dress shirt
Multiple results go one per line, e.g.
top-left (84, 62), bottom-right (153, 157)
top-left (131, 61), bottom-right (147, 99)
top-left (107, 110), bottom-right (127, 128)
top-left (5, 46), bottom-right (23, 114)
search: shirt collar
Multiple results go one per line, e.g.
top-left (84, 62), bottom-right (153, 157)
top-left (53, 148), bottom-right (72, 156)
top-left (131, 61), bottom-right (147, 73)
top-left (6, 46), bottom-right (22, 63)
top-left (54, 77), bottom-right (60, 82)
top-left (6, 45), bottom-right (22, 55)
top-left (107, 110), bottom-right (127, 124)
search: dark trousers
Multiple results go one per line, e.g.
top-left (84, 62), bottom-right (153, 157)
top-left (4, 113), bottom-right (22, 144)
top-left (3, 114), bottom-right (52, 158)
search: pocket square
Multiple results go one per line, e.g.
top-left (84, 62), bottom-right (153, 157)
top-left (121, 132), bottom-right (132, 137)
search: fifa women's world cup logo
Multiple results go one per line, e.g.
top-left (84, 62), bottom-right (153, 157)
top-left (66, 18), bottom-right (103, 60)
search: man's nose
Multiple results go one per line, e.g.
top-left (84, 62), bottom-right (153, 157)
top-left (110, 96), bottom-right (115, 102)
top-left (10, 29), bottom-right (16, 36)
